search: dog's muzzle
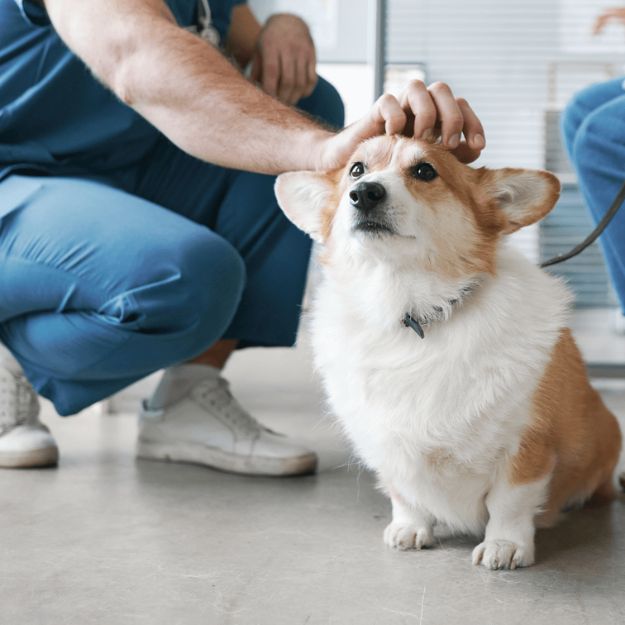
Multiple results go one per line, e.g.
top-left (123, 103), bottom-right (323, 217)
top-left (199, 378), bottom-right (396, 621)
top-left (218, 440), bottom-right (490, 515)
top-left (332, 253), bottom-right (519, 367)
top-left (349, 181), bottom-right (386, 213)
top-left (350, 181), bottom-right (394, 235)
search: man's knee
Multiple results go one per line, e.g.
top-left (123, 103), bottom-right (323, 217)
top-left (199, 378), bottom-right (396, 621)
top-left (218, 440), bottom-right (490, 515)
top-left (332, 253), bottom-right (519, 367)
top-left (298, 76), bottom-right (345, 129)
top-left (118, 230), bottom-right (246, 345)
top-left (175, 232), bottom-right (245, 342)
top-left (563, 80), bottom-right (625, 156)
top-left (571, 110), bottom-right (608, 172)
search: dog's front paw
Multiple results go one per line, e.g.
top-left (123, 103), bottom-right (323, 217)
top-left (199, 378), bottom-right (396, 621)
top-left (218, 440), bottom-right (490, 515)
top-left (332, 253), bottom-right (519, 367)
top-left (472, 539), bottom-right (534, 570)
top-left (384, 522), bottom-right (434, 551)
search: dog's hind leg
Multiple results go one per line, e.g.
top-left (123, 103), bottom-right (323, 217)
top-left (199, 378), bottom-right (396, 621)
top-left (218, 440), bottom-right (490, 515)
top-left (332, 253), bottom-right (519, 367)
top-left (537, 388), bottom-right (622, 525)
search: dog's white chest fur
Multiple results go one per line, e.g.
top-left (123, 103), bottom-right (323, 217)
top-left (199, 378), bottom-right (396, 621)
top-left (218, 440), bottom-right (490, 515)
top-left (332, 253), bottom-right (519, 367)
top-left (311, 245), bottom-right (570, 534)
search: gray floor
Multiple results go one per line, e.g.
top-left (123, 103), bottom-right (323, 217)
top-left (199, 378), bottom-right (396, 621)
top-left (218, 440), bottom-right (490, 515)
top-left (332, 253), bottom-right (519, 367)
top-left (2, 329), bottom-right (625, 625)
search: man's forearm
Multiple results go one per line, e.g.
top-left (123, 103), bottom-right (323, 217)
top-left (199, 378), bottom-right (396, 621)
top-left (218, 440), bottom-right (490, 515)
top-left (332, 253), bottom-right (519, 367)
top-left (44, 0), bottom-right (332, 174)
top-left (113, 21), bottom-right (331, 173)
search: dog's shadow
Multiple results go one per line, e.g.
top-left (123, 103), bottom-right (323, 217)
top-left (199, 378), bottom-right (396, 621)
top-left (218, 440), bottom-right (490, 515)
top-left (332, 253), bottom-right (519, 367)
top-left (433, 496), bottom-right (623, 572)
top-left (534, 500), bottom-right (622, 567)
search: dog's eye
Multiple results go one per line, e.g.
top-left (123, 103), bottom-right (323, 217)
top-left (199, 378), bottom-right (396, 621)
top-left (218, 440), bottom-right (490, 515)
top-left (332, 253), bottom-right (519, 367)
top-left (412, 162), bottom-right (438, 182)
top-left (349, 162), bottom-right (365, 179)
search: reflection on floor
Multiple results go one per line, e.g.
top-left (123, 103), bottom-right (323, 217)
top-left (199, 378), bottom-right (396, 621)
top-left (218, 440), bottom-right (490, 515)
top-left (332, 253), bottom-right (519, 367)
top-left (1, 314), bottom-right (624, 625)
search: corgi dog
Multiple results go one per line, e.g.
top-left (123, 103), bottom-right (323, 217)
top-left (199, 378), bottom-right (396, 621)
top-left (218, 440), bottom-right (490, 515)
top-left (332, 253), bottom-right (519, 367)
top-left (275, 136), bottom-right (622, 570)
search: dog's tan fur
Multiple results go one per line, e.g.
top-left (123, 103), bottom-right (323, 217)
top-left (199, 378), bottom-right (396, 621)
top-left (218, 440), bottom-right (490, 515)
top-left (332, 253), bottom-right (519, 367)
top-left (511, 328), bottom-right (622, 525)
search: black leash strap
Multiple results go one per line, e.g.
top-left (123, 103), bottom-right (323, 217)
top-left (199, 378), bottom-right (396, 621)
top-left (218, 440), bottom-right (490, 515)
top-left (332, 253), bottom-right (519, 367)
top-left (540, 180), bottom-right (625, 269)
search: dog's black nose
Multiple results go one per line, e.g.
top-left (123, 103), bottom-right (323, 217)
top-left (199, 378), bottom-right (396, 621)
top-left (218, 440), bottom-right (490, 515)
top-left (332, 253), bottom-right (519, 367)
top-left (349, 181), bottom-right (386, 212)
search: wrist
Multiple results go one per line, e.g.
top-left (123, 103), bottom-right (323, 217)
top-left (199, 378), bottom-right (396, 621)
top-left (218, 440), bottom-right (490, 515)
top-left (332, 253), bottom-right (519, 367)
top-left (297, 128), bottom-right (334, 171)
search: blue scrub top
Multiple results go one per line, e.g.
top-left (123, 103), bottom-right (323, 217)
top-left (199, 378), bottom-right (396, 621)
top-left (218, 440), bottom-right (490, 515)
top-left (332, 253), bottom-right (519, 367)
top-left (0, 0), bottom-right (245, 181)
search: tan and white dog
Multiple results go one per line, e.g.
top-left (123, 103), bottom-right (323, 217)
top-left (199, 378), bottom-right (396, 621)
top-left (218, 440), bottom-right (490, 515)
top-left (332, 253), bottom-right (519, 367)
top-left (275, 136), bottom-right (622, 570)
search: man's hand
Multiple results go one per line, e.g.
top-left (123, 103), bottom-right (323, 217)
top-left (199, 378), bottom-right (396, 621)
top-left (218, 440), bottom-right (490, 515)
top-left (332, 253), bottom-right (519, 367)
top-left (593, 7), bottom-right (625, 35)
top-left (250, 14), bottom-right (317, 104)
top-left (314, 80), bottom-right (486, 171)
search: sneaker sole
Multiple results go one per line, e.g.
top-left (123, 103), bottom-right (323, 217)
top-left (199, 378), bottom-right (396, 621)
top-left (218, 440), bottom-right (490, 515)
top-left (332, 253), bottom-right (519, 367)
top-left (0, 445), bottom-right (59, 469)
top-left (136, 439), bottom-right (317, 477)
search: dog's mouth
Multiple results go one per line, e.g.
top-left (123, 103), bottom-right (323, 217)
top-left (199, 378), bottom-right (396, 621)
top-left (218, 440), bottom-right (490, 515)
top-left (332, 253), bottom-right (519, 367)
top-left (352, 219), bottom-right (396, 236)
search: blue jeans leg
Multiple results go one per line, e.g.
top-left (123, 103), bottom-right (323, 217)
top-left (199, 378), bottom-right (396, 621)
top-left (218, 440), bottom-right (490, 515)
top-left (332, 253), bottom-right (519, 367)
top-left (127, 76), bottom-right (345, 348)
top-left (0, 77), bottom-right (345, 413)
top-left (562, 79), bottom-right (625, 311)
top-left (562, 79), bottom-right (625, 310)
top-left (561, 78), bottom-right (625, 160)
top-left (0, 176), bottom-right (245, 415)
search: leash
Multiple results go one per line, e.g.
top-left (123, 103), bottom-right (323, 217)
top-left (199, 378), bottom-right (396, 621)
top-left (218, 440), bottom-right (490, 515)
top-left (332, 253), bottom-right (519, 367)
top-left (404, 179), bottom-right (625, 338)
top-left (540, 179), bottom-right (625, 268)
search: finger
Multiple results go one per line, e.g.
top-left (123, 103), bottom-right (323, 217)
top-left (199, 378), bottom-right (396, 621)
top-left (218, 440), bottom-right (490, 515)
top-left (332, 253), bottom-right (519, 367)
top-left (304, 51), bottom-right (319, 97)
top-left (456, 97), bottom-right (485, 151)
top-left (342, 94), bottom-right (405, 148)
top-left (374, 93), bottom-right (408, 135)
top-left (304, 52), bottom-right (318, 98)
top-left (292, 52), bottom-right (310, 104)
top-left (278, 50), bottom-right (297, 103)
top-left (250, 51), bottom-right (262, 84)
top-left (261, 46), bottom-right (280, 97)
top-left (593, 15), bottom-right (608, 34)
top-left (602, 8), bottom-right (625, 18)
top-left (303, 63), bottom-right (317, 98)
top-left (451, 141), bottom-right (482, 164)
top-left (399, 80), bottom-right (437, 138)
top-left (427, 82), bottom-right (465, 148)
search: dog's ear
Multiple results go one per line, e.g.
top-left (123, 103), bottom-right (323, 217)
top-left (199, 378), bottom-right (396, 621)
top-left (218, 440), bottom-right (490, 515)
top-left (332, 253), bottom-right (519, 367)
top-left (275, 171), bottom-right (336, 243)
top-left (482, 168), bottom-right (560, 234)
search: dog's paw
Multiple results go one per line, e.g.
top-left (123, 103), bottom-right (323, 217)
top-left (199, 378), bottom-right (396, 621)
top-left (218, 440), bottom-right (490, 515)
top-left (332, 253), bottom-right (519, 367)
top-left (384, 522), bottom-right (434, 551)
top-left (471, 539), bottom-right (534, 570)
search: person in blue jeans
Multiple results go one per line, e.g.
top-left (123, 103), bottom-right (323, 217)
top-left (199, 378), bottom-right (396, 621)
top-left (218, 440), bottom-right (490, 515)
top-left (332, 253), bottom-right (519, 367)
top-left (0, 0), bottom-right (486, 473)
top-left (562, 6), bottom-right (625, 325)
top-left (562, 77), bottom-right (625, 317)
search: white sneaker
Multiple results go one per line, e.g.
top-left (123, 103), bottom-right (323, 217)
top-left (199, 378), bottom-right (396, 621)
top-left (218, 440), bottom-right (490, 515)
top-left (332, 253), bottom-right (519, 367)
top-left (137, 365), bottom-right (318, 476)
top-left (0, 366), bottom-right (59, 468)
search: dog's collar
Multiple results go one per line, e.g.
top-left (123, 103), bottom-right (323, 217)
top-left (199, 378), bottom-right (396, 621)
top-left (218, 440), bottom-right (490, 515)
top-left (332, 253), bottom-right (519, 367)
top-left (402, 282), bottom-right (480, 339)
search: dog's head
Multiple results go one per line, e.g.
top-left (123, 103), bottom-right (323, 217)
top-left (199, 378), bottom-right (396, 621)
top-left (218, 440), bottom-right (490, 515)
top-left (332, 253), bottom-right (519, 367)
top-left (275, 136), bottom-right (560, 277)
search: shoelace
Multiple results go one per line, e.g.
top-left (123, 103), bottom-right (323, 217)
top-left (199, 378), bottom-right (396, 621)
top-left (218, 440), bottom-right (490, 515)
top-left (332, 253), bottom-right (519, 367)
top-left (0, 372), bottom-right (37, 435)
top-left (196, 377), bottom-right (262, 437)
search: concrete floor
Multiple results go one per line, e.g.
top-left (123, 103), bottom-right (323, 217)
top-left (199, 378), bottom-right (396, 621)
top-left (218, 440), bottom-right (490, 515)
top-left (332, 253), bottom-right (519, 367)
top-left (1, 336), bottom-right (625, 625)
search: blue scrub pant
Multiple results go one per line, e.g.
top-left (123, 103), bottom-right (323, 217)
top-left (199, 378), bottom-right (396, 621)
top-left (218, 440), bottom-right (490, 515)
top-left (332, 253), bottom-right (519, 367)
top-left (562, 77), bottom-right (625, 312)
top-left (0, 77), bottom-right (344, 416)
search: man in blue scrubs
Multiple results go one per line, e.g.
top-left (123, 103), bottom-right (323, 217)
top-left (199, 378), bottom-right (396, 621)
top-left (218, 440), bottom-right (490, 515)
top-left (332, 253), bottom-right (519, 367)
top-left (0, 0), bottom-right (486, 473)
